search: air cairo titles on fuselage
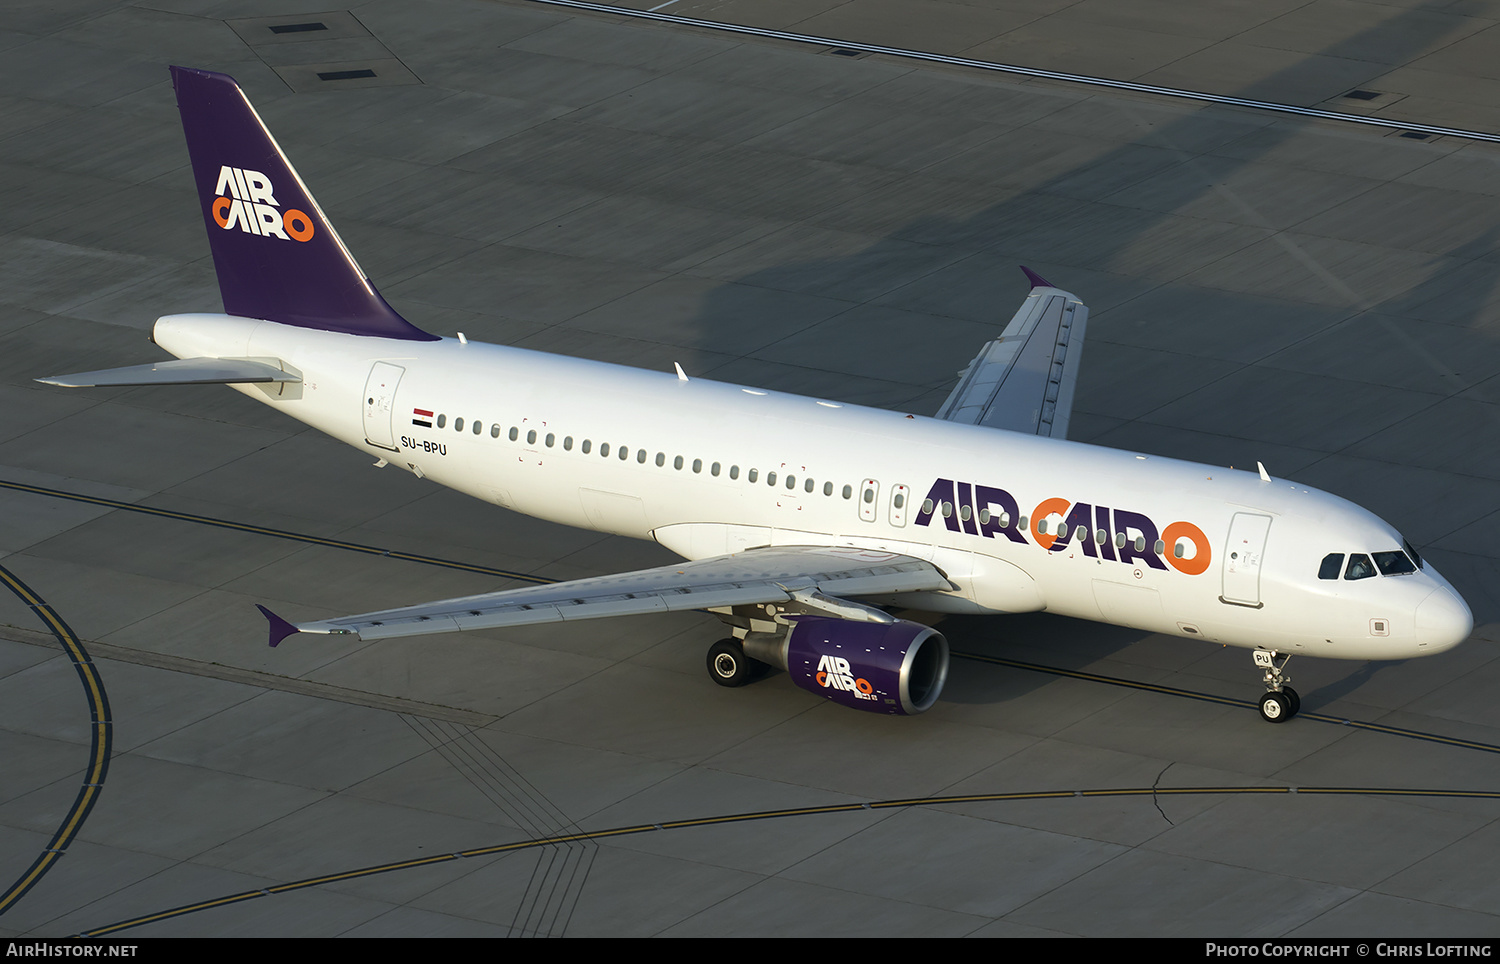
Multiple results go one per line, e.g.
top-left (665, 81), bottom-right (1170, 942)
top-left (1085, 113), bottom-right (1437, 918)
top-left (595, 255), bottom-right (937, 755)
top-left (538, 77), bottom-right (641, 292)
top-left (915, 477), bottom-right (1212, 576)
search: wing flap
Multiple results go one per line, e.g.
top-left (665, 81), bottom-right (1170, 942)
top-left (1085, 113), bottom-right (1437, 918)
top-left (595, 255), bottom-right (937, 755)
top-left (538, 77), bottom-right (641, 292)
top-left (935, 274), bottom-right (1088, 439)
top-left (38, 357), bottom-right (301, 387)
top-left (270, 546), bottom-right (954, 644)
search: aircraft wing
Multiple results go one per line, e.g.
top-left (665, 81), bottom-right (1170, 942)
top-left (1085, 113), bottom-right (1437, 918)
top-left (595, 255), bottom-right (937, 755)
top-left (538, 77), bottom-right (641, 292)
top-left (934, 269), bottom-right (1088, 439)
top-left (260, 545), bottom-right (955, 645)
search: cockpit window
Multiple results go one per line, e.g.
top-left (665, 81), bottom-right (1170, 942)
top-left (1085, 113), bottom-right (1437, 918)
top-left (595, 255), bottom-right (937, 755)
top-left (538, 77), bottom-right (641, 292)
top-left (1373, 550), bottom-right (1417, 576)
top-left (1403, 538), bottom-right (1423, 570)
top-left (1318, 553), bottom-right (1344, 580)
top-left (1345, 553), bottom-right (1376, 580)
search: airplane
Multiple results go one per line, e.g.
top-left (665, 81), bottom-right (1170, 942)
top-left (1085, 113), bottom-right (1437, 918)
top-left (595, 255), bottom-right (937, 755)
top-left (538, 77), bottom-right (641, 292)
top-left (38, 66), bottom-right (1473, 724)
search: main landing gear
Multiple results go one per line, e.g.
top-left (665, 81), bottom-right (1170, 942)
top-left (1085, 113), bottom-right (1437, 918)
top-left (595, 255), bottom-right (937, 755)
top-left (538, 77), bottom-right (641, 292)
top-left (706, 638), bottom-right (768, 688)
top-left (1253, 649), bottom-right (1300, 723)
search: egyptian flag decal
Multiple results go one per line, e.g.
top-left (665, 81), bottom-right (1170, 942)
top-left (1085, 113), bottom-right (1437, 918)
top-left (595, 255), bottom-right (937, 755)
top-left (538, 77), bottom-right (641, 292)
top-left (412, 408), bottom-right (433, 428)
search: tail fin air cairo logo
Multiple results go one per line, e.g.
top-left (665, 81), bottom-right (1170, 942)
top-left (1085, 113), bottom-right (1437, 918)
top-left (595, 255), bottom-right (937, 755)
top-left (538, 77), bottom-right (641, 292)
top-left (211, 166), bottom-right (314, 242)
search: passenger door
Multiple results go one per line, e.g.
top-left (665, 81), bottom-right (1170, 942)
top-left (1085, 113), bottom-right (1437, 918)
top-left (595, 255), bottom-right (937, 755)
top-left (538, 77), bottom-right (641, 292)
top-left (362, 362), bottom-right (404, 451)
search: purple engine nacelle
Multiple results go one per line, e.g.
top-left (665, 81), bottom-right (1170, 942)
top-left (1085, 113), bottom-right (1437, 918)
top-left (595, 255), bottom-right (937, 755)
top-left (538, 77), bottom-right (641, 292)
top-left (782, 617), bottom-right (950, 715)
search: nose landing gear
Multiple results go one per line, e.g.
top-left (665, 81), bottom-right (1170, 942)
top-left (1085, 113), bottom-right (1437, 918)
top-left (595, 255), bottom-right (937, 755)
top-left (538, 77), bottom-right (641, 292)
top-left (1253, 649), bottom-right (1300, 723)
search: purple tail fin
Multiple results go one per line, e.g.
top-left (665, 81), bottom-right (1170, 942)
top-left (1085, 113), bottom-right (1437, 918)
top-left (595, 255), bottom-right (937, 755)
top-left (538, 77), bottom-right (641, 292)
top-left (170, 66), bottom-right (436, 341)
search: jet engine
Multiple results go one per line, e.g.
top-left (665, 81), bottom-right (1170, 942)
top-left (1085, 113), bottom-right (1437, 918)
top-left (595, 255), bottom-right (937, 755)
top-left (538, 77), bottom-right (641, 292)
top-left (743, 616), bottom-right (949, 715)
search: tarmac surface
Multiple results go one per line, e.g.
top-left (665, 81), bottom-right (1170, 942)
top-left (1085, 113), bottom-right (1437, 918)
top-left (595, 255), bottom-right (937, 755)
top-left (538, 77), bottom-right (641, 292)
top-left (2, 0), bottom-right (1500, 938)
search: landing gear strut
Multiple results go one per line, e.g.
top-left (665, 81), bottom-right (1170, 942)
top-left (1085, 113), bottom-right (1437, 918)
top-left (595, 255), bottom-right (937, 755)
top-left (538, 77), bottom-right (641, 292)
top-left (1253, 649), bottom-right (1299, 723)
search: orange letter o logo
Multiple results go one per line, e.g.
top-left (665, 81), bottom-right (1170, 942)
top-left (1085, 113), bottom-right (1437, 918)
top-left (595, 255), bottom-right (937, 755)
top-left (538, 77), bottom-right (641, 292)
top-left (212, 196), bottom-right (233, 228)
top-left (283, 208), bottom-right (314, 242)
top-left (1161, 521), bottom-right (1212, 576)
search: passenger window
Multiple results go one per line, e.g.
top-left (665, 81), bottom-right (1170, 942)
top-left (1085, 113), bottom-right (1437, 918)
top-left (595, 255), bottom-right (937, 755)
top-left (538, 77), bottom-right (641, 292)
top-left (1345, 554), bottom-right (1377, 580)
top-left (490, 424), bottom-right (500, 438)
top-left (527, 430), bottom-right (537, 445)
top-left (1318, 553), bottom-right (1344, 580)
top-left (655, 452), bottom-right (665, 467)
top-left (710, 462), bottom-right (719, 476)
top-left (749, 468), bottom-right (758, 483)
top-left (957, 503), bottom-right (968, 521)
top-left (600, 442), bottom-right (609, 457)
top-left (767, 471), bottom-right (777, 486)
top-left (940, 502), bottom-right (952, 517)
top-left (545, 433), bottom-right (554, 447)
top-left (455, 417), bottom-right (464, 432)
top-left (563, 436), bottom-right (573, 451)
top-left (509, 426), bottom-right (518, 441)
top-left (437, 414), bottom-right (447, 428)
top-left (637, 449), bottom-right (647, 463)
top-left (823, 482), bottom-right (832, 496)
top-left (730, 465), bottom-right (739, 479)
top-left (473, 421), bottom-right (482, 435)
top-left (843, 485), bottom-right (852, 499)
top-left (805, 478), bottom-right (814, 493)
top-left (582, 439), bottom-right (592, 454)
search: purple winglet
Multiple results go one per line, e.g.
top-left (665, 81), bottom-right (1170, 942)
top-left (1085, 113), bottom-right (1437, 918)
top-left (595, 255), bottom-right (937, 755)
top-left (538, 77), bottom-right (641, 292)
top-left (1020, 265), bottom-right (1054, 289)
top-left (257, 605), bottom-right (301, 648)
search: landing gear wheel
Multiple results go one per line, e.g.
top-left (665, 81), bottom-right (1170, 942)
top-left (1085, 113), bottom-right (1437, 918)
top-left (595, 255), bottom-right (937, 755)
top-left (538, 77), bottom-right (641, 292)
top-left (707, 638), bottom-right (751, 687)
top-left (1259, 691), bottom-right (1292, 723)
top-left (1252, 649), bottom-right (1298, 723)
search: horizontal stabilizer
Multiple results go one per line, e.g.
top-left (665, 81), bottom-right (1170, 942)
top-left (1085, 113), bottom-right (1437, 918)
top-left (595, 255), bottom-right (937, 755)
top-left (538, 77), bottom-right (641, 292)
top-left (37, 357), bottom-right (300, 387)
top-left (261, 545), bottom-right (954, 644)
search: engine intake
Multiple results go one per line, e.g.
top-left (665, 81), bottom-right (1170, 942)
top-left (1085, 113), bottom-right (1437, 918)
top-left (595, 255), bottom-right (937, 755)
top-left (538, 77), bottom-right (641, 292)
top-left (747, 617), bottom-right (949, 715)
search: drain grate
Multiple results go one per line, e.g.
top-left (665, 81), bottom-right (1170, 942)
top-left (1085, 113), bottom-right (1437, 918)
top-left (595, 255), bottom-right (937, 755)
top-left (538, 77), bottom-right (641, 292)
top-left (318, 68), bottom-right (377, 81)
top-left (269, 22), bottom-right (328, 34)
top-left (227, 11), bottom-right (419, 90)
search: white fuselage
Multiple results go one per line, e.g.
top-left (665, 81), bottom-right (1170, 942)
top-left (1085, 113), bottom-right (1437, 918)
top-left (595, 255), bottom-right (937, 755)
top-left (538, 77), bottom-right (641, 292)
top-left (155, 313), bottom-right (1472, 662)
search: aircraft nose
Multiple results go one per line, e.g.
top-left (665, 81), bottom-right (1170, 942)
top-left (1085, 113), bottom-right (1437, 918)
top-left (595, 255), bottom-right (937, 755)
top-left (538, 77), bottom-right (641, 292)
top-left (1415, 586), bottom-right (1473, 653)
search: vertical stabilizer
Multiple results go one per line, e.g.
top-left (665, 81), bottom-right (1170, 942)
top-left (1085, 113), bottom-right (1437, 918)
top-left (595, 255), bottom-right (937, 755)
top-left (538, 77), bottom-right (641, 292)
top-left (170, 65), bottom-right (436, 341)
